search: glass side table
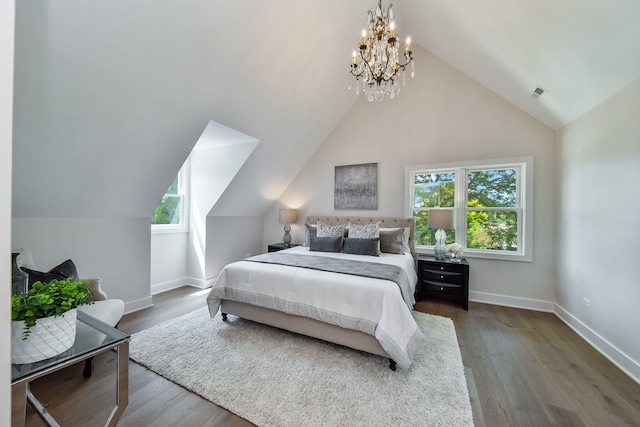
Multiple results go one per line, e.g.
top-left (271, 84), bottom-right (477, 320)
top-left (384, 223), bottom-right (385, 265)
top-left (11, 311), bottom-right (130, 427)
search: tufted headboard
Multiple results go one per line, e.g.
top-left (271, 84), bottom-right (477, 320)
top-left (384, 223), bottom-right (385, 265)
top-left (305, 216), bottom-right (416, 259)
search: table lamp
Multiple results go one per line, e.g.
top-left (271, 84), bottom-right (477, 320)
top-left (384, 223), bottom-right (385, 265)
top-left (279, 208), bottom-right (298, 247)
top-left (428, 209), bottom-right (453, 260)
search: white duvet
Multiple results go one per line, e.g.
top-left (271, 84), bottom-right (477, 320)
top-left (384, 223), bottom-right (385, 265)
top-left (206, 246), bottom-right (425, 369)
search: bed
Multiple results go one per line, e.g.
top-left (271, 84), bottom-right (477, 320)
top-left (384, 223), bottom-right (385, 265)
top-left (206, 216), bottom-right (424, 370)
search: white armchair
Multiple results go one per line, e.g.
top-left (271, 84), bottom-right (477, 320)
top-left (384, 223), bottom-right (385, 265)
top-left (12, 249), bottom-right (125, 378)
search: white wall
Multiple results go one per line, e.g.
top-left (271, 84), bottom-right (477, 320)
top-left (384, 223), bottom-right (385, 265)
top-left (206, 216), bottom-right (263, 281)
top-left (12, 218), bottom-right (153, 313)
top-left (1, 0), bottom-right (15, 423)
top-left (266, 46), bottom-right (558, 308)
top-left (150, 232), bottom-right (188, 294)
top-left (557, 78), bottom-right (640, 382)
top-left (188, 128), bottom-right (258, 283)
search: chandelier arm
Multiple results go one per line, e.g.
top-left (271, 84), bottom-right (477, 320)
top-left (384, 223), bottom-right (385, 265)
top-left (386, 3), bottom-right (393, 21)
top-left (357, 49), bottom-right (379, 82)
top-left (394, 51), bottom-right (413, 69)
top-left (350, 67), bottom-right (365, 79)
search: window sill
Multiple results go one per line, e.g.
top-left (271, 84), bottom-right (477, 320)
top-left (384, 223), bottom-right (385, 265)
top-left (151, 225), bottom-right (188, 235)
top-left (415, 247), bottom-right (531, 263)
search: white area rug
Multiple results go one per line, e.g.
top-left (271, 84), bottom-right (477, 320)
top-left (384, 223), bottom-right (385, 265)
top-left (130, 307), bottom-right (473, 427)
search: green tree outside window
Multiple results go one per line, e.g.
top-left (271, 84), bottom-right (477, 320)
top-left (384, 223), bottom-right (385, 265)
top-left (152, 175), bottom-right (183, 225)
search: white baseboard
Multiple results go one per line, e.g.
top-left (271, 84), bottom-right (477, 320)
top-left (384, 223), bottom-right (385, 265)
top-left (123, 295), bottom-right (153, 315)
top-left (185, 276), bottom-right (216, 289)
top-left (151, 278), bottom-right (188, 295)
top-left (150, 276), bottom-right (216, 296)
top-left (554, 304), bottom-right (640, 385)
top-left (469, 291), bottom-right (555, 312)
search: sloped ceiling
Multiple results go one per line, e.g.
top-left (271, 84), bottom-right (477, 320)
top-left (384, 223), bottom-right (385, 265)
top-left (12, 1), bottom-right (640, 219)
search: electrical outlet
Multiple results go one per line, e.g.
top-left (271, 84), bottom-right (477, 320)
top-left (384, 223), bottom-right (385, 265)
top-left (583, 297), bottom-right (591, 307)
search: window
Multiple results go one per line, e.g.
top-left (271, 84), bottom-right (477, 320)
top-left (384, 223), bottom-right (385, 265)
top-left (406, 157), bottom-right (533, 261)
top-left (152, 165), bottom-right (188, 232)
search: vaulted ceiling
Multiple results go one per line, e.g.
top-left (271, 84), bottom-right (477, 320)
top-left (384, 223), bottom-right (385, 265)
top-left (12, 1), bottom-right (640, 219)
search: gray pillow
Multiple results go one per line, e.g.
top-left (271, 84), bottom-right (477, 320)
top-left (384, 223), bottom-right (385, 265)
top-left (303, 224), bottom-right (317, 247)
top-left (310, 236), bottom-right (343, 253)
top-left (342, 238), bottom-right (379, 257)
top-left (379, 228), bottom-right (404, 254)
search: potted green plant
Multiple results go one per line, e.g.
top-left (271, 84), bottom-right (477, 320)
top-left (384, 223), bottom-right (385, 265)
top-left (11, 278), bottom-right (94, 364)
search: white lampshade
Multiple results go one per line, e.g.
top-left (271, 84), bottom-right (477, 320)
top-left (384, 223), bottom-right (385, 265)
top-left (279, 209), bottom-right (298, 224)
top-left (427, 209), bottom-right (453, 230)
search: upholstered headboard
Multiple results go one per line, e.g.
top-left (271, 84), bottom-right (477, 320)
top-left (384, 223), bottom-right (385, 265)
top-left (305, 216), bottom-right (416, 259)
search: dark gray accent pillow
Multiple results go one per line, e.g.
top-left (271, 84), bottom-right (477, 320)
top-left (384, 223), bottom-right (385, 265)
top-left (21, 259), bottom-right (80, 289)
top-left (20, 267), bottom-right (65, 288)
top-left (379, 228), bottom-right (405, 254)
top-left (310, 236), bottom-right (343, 253)
top-left (342, 238), bottom-right (380, 257)
top-left (48, 259), bottom-right (80, 281)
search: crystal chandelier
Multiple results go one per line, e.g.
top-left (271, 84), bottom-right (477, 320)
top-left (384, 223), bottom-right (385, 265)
top-left (349, 0), bottom-right (414, 102)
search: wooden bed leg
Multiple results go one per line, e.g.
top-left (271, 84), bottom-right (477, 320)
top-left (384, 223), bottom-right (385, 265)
top-left (389, 359), bottom-right (397, 371)
top-left (221, 313), bottom-right (228, 321)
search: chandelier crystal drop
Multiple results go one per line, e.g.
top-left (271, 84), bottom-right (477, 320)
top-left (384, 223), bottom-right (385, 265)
top-left (349, 0), bottom-right (414, 102)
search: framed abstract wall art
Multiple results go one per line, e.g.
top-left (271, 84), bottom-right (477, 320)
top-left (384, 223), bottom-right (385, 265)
top-left (334, 162), bottom-right (378, 210)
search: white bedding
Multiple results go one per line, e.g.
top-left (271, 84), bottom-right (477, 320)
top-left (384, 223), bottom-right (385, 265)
top-left (206, 246), bottom-right (424, 369)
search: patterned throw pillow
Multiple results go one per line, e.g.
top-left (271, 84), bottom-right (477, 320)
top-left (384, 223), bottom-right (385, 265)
top-left (316, 222), bottom-right (347, 238)
top-left (347, 222), bottom-right (380, 239)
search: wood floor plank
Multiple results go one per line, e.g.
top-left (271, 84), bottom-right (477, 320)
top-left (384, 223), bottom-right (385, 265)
top-left (19, 287), bottom-right (640, 427)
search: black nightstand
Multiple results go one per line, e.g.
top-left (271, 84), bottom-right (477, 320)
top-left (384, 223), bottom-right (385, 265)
top-left (416, 256), bottom-right (469, 310)
top-left (267, 243), bottom-right (300, 252)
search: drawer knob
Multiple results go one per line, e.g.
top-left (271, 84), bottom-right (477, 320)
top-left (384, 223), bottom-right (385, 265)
top-left (440, 275), bottom-right (444, 279)
top-left (440, 266), bottom-right (444, 270)
top-left (440, 287), bottom-right (444, 291)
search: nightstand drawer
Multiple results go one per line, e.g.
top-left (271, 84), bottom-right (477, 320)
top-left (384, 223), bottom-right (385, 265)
top-left (420, 268), bottom-right (465, 285)
top-left (421, 280), bottom-right (463, 295)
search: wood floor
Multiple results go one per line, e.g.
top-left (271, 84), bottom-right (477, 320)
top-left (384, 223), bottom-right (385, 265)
top-left (22, 286), bottom-right (640, 427)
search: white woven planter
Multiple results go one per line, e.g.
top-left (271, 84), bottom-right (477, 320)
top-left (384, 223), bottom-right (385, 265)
top-left (11, 309), bottom-right (78, 364)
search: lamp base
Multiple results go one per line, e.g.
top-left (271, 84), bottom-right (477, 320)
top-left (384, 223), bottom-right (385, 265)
top-left (434, 229), bottom-right (447, 260)
top-left (434, 242), bottom-right (447, 260)
top-left (283, 223), bottom-right (292, 247)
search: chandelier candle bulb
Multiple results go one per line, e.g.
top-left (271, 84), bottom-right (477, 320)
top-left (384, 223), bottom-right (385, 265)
top-left (362, 30), bottom-right (366, 46)
top-left (406, 37), bottom-right (411, 51)
top-left (353, 51), bottom-right (357, 64)
top-left (390, 22), bottom-right (395, 38)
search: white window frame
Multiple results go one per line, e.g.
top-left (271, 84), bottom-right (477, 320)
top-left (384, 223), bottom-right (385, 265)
top-left (405, 156), bottom-right (533, 262)
top-left (151, 162), bottom-right (189, 234)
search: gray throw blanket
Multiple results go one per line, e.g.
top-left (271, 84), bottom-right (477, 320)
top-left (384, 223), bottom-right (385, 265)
top-left (245, 252), bottom-right (415, 309)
